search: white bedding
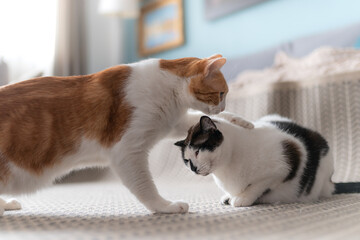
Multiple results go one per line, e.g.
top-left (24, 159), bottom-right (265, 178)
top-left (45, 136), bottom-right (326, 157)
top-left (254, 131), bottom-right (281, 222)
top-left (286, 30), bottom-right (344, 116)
top-left (231, 47), bottom-right (360, 87)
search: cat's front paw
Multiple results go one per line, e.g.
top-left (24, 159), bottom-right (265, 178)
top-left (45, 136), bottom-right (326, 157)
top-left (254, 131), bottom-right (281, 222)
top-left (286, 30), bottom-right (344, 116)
top-left (153, 201), bottom-right (189, 214)
top-left (230, 196), bottom-right (254, 207)
top-left (0, 198), bottom-right (21, 216)
top-left (5, 199), bottom-right (21, 210)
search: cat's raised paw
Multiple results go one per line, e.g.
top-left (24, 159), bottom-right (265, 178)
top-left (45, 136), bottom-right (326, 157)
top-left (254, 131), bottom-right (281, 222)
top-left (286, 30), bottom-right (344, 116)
top-left (155, 201), bottom-right (189, 214)
top-left (230, 117), bottom-right (254, 129)
top-left (230, 196), bottom-right (253, 207)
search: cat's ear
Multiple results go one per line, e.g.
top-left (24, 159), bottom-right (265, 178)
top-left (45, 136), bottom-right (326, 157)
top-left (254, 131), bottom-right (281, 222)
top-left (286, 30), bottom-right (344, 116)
top-left (207, 54), bottom-right (223, 60)
top-left (174, 140), bottom-right (186, 147)
top-left (200, 116), bottom-right (217, 131)
top-left (204, 57), bottom-right (226, 77)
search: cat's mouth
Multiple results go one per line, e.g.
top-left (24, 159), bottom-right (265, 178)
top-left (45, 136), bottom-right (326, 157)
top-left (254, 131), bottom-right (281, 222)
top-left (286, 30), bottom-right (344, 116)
top-left (192, 169), bottom-right (210, 176)
top-left (199, 172), bottom-right (210, 176)
top-left (196, 164), bottom-right (212, 176)
top-left (207, 107), bottom-right (221, 115)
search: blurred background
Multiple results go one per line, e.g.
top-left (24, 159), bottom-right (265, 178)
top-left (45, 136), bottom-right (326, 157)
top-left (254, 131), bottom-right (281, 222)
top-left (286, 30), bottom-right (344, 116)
top-left (1, 2), bottom-right (360, 238)
top-left (1, 0), bottom-right (360, 85)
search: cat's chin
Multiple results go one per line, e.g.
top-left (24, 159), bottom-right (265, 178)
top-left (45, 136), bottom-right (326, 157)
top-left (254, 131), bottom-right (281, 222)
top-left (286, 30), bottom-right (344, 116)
top-left (207, 108), bottom-right (221, 115)
top-left (199, 172), bottom-right (210, 176)
top-left (195, 105), bottom-right (221, 115)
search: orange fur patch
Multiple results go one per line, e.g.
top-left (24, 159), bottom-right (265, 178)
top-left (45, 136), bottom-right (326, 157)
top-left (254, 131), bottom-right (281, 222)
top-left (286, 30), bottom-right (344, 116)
top-left (189, 71), bottom-right (228, 105)
top-left (0, 152), bottom-right (10, 183)
top-left (160, 56), bottom-right (228, 105)
top-left (159, 57), bottom-right (206, 78)
top-left (0, 65), bottom-right (132, 175)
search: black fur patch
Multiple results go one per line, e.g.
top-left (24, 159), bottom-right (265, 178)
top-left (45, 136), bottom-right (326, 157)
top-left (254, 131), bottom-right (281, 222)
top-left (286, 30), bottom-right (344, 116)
top-left (262, 188), bottom-right (271, 196)
top-left (271, 121), bottom-right (329, 196)
top-left (189, 116), bottom-right (223, 152)
top-left (335, 182), bottom-right (360, 194)
top-left (282, 140), bottom-right (301, 182)
top-left (175, 116), bottom-right (223, 154)
top-left (189, 160), bottom-right (198, 173)
top-left (190, 128), bottom-right (223, 152)
top-left (255, 188), bottom-right (271, 204)
top-left (174, 116), bottom-right (224, 172)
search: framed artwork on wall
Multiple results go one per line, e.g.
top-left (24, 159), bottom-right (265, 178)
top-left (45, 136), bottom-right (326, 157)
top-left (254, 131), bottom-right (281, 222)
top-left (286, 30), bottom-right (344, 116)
top-left (138, 0), bottom-right (184, 56)
top-left (205, 0), bottom-right (268, 20)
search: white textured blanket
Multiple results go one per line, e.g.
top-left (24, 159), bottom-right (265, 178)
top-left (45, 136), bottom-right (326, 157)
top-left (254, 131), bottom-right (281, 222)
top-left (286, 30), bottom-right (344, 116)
top-left (1, 181), bottom-right (360, 240)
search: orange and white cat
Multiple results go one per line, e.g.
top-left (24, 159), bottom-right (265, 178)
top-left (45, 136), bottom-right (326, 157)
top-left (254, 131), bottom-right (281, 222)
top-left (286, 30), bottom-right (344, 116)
top-left (0, 54), bottom-right (253, 215)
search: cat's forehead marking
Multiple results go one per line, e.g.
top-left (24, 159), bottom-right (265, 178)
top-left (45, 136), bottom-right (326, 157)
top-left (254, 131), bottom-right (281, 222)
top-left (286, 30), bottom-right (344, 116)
top-left (183, 120), bottom-right (223, 152)
top-left (188, 72), bottom-right (228, 105)
top-left (184, 122), bottom-right (202, 146)
top-left (159, 56), bottom-right (229, 106)
top-left (159, 57), bottom-right (205, 78)
top-left (184, 147), bottom-right (194, 160)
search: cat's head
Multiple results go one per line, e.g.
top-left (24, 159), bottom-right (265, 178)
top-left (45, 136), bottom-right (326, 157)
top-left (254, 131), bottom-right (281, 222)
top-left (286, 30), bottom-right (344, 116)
top-left (160, 54), bottom-right (228, 115)
top-left (174, 116), bottom-right (223, 176)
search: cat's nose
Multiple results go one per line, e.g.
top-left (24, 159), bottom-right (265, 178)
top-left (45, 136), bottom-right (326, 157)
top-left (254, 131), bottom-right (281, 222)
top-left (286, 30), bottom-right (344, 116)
top-left (189, 161), bottom-right (198, 174)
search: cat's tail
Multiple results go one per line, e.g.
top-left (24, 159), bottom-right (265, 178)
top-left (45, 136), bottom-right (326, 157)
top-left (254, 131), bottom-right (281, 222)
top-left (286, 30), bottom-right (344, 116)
top-left (334, 182), bottom-right (360, 194)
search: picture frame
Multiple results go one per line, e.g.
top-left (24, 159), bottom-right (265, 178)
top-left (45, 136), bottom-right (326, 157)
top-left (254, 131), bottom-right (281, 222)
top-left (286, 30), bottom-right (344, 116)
top-left (205, 0), bottom-right (268, 20)
top-left (138, 0), bottom-right (184, 56)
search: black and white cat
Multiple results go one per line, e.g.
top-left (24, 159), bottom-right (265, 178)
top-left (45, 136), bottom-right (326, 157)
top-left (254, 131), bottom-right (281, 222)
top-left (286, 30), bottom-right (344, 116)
top-left (175, 114), bottom-right (335, 207)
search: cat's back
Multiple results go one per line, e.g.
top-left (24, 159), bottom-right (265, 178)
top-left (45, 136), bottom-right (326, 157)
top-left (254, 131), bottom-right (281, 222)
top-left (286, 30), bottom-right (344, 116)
top-left (0, 75), bottom-right (86, 108)
top-left (258, 114), bottom-right (334, 201)
top-left (0, 65), bottom-right (132, 178)
top-left (262, 115), bottom-right (329, 157)
top-left (0, 65), bottom-right (131, 113)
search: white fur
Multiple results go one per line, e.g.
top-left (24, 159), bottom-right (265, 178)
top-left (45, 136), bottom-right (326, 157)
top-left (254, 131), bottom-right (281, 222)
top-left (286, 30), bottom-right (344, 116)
top-left (0, 138), bottom-right (110, 215)
top-left (0, 139), bottom-right (110, 195)
top-left (182, 114), bottom-right (335, 207)
top-left (0, 58), bottom-right (230, 215)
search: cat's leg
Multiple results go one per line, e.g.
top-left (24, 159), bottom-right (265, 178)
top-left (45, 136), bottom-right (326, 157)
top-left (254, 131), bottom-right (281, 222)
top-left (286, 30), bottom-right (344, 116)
top-left (217, 112), bottom-right (254, 129)
top-left (230, 181), bottom-right (272, 207)
top-left (0, 198), bottom-right (4, 216)
top-left (4, 199), bottom-right (21, 210)
top-left (112, 148), bottom-right (188, 213)
top-left (0, 197), bottom-right (21, 215)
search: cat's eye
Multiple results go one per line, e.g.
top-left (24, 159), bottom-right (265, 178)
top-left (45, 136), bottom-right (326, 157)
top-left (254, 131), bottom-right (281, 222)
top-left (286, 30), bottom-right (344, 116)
top-left (184, 159), bottom-right (189, 164)
top-left (195, 150), bottom-right (200, 157)
top-left (220, 92), bottom-right (224, 99)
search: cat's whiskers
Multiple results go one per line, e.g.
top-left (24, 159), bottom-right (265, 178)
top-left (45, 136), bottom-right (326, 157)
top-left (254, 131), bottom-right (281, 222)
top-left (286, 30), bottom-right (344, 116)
top-left (197, 161), bottom-right (212, 176)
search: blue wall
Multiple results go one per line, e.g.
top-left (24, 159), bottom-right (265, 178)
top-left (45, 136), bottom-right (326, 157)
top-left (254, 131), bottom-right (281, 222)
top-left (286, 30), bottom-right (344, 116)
top-left (124, 0), bottom-right (360, 63)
